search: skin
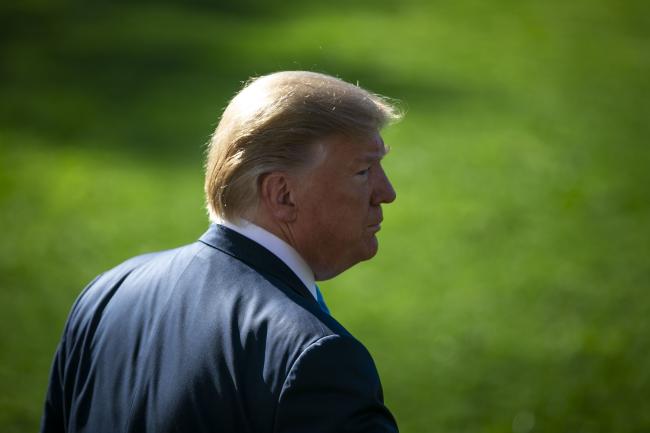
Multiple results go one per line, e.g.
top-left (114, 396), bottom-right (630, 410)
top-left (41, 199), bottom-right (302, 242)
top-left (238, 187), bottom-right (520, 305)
top-left (254, 131), bottom-right (396, 280)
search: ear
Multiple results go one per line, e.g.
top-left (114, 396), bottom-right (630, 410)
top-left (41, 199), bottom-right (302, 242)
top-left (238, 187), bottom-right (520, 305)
top-left (258, 172), bottom-right (298, 222)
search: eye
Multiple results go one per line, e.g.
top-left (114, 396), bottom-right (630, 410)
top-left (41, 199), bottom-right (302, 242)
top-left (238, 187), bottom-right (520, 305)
top-left (356, 167), bottom-right (370, 176)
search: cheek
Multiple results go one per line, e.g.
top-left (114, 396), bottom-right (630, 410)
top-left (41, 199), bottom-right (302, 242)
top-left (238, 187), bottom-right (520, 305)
top-left (309, 178), bottom-right (370, 227)
top-left (328, 196), bottom-right (367, 226)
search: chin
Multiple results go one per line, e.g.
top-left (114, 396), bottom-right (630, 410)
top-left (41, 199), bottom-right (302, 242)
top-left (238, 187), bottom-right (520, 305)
top-left (362, 237), bottom-right (379, 260)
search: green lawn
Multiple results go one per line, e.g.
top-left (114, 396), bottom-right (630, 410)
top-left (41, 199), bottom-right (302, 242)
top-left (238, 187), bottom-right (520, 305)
top-left (1, 0), bottom-right (649, 431)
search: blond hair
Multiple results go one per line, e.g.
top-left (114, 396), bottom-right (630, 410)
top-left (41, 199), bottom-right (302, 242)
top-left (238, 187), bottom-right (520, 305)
top-left (204, 70), bottom-right (402, 222)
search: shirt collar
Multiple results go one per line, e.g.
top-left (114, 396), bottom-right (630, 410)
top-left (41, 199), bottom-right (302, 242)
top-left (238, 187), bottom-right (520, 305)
top-left (216, 218), bottom-right (317, 300)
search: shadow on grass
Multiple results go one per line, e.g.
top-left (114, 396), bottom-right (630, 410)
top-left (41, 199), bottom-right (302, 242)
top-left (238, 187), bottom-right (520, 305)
top-left (1, 0), bottom-right (468, 165)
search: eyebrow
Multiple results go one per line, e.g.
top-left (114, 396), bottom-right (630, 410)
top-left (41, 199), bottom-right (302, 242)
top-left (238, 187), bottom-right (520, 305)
top-left (355, 145), bottom-right (391, 164)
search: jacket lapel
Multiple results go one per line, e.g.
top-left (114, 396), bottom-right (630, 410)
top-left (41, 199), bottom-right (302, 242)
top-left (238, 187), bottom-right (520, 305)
top-left (198, 224), bottom-right (316, 304)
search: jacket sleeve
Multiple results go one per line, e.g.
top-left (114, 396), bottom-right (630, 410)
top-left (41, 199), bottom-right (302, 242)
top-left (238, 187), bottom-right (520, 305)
top-left (40, 339), bottom-right (66, 433)
top-left (273, 334), bottom-right (399, 433)
top-left (40, 273), bottom-right (104, 433)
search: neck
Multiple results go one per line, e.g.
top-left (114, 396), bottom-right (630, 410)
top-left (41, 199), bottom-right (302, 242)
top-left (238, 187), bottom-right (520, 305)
top-left (250, 213), bottom-right (298, 253)
top-left (248, 211), bottom-right (336, 282)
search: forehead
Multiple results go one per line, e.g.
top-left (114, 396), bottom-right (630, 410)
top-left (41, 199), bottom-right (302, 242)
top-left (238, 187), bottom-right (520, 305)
top-left (324, 133), bottom-right (388, 164)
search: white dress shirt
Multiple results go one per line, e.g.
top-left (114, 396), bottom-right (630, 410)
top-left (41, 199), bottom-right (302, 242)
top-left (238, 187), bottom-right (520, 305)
top-left (216, 218), bottom-right (317, 301)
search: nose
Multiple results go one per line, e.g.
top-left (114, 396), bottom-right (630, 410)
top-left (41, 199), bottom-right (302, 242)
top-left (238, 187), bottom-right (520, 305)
top-left (371, 165), bottom-right (396, 205)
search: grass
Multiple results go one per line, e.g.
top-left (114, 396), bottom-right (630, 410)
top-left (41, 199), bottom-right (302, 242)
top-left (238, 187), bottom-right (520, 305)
top-left (1, 0), bottom-right (649, 431)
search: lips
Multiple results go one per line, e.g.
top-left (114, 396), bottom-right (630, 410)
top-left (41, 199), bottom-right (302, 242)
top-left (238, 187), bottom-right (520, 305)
top-left (367, 219), bottom-right (383, 231)
top-left (367, 209), bottom-right (383, 231)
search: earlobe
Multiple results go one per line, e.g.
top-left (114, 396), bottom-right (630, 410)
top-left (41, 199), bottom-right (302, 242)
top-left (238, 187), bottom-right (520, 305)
top-left (259, 172), bottom-right (298, 222)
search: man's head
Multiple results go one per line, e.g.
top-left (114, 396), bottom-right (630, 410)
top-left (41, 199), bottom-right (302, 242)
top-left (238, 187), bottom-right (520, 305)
top-left (205, 71), bottom-right (402, 279)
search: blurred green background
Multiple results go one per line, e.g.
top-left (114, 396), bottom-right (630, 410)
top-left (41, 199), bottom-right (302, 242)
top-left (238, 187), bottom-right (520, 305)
top-left (1, 0), bottom-right (649, 431)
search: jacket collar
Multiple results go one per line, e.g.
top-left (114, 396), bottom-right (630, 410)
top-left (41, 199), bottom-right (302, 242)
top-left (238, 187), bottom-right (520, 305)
top-left (198, 224), bottom-right (317, 304)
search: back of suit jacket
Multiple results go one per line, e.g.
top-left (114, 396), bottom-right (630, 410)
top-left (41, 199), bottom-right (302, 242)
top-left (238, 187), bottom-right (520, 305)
top-left (41, 225), bottom-right (398, 433)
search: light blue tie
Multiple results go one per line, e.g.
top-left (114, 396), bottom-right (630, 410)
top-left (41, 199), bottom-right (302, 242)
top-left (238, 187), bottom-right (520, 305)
top-left (315, 285), bottom-right (330, 315)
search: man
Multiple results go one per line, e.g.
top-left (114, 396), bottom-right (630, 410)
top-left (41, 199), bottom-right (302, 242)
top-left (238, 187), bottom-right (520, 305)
top-left (41, 71), bottom-right (402, 432)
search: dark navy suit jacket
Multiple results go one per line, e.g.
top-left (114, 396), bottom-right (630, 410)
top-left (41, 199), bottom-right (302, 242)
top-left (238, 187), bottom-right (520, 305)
top-left (41, 224), bottom-right (398, 432)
